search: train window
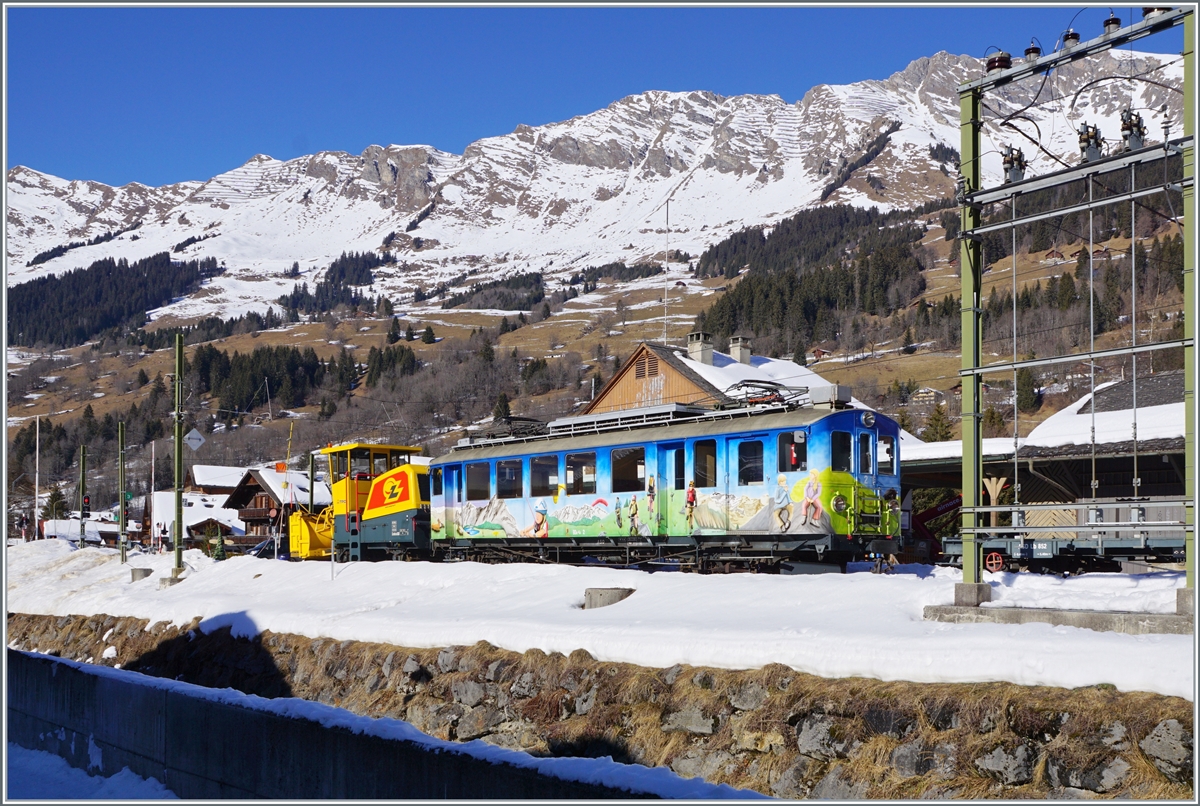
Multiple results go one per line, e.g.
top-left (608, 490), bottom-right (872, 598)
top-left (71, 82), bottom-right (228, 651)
top-left (466, 462), bottom-right (491, 500)
top-left (611, 447), bottom-right (646, 493)
top-left (778, 432), bottom-right (807, 472)
top-left (497, 459), bottom-right (523, 499)
top-left (694, 440), bottom-right (717, 487)
top-left (673, 450), bottom-right (685, 490)
top-left (879, 436), bottom-right (896, 475)
top-left (831, 432), bottom-right (852, 472)
top-left (737, 441), bottom-right (764, 485)
top-left (330, 451), bottom-right (347, 480)
top-left (373, 452), bottom-right (388, 476)
top-left (565, 453), bottom-right (596, 495)
top-left (432, 468), bottom-right (443, 496)
top-left (530, 455), bottom-right (559, 497)
top-left (417, 472), bottom-right (431, 503)
top-left (858, 433), bottom-right (873, 474)
top-left (350, 448), bottom-right (372, 478)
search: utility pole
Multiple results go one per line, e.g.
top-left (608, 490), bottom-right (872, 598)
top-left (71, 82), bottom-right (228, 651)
top-left (78, 446), bottom-right (86, 545)
top-left (662, 199), bottom-right (670, 346)
top-left (118, 422), bottom-right (127, 563)
top-left (33, 416), bottom-right (39, 539)
top-left (172, 333), bottom-right (185, 580)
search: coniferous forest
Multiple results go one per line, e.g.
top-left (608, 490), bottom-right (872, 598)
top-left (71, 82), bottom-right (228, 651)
top-left (8, 253), bottom-right (223, 348)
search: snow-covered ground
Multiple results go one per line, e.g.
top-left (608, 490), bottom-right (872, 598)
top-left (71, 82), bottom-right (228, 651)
top-left (5, 744), bottom-right (177, 799)
top-left (7, 539), bottom-right (1193, 700)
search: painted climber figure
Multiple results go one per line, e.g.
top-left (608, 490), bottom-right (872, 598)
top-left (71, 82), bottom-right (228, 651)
top-left (685, 480), bottom-right (697, 531)
top-left (772, 474), bottom-right (793, 532)
top-left (521, 498), bottom-right (549, 538)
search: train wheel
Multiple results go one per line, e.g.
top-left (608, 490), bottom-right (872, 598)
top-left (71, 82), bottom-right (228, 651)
top-left (984, 552), bottom-right (1005, 573)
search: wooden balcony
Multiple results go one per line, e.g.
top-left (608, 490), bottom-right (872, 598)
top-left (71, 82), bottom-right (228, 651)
top-left (238, 507), bottom-right (274, 522)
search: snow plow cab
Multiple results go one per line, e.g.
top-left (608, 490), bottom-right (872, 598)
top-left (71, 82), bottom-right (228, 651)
top-left (289, 442), bottom-right (431, 561)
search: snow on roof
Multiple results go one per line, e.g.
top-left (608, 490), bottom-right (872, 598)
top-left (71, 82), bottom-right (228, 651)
top-left (251, 468), bottom-right (333, 508)
top-left (150, 491), bottom-right (244, 535)
top-left (41, 521), bottom-right (102, 542)
top-left (1025, 384), bottom-right (1185, 449)
top-left (190, 464), bottom-right (247, 488)
top-left (902, 438), bottom-right (1024, 462)
top-left (672, 347), bottom-right (924, 446)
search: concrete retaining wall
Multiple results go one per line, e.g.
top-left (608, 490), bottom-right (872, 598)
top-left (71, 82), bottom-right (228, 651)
top-left (6, 649), bottom-right (642, 799)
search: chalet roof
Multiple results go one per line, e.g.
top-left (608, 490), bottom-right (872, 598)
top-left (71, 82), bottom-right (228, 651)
top-left (225, 468), bottom-right (332, 509)
top-left (1022, 372), bottom-right (1183, 452)
top-left (149, 491), bottom-right (245, 535)
top-left (188, 464), bottom-right (246, 489)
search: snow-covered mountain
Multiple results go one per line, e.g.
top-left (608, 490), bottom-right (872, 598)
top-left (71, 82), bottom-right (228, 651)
top-left (6, 49), bottom-right (1183, 321)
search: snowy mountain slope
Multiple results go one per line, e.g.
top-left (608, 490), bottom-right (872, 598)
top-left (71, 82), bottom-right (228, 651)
top-left (6, 49), bottom-right (1183, 323)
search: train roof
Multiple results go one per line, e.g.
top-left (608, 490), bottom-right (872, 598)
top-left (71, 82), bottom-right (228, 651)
top-left (431, 405), bottom-right (880, 465)
top-left (318, 442), bottom-right (422, 456)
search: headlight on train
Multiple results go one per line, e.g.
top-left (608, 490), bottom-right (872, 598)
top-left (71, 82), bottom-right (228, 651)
top-left (832, 495), bottom-right (848, 514)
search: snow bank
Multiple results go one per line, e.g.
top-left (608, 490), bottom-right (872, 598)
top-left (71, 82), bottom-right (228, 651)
top-left (6, 539), bottom-right (1193, 699)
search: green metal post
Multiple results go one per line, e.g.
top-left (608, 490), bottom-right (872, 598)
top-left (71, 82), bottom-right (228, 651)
top-left (1184, 13), bottom-right (1195, 592)
top-left (309, 452), bottom-right (315, 513)
top-left (78, 446), bottom-right (86, 545)
top-left (118, 422), bottom-right (126, 564)
top-left (174, 333), bottom-right (184, 575)
top-left (960, 86), bottom-right (984, 588)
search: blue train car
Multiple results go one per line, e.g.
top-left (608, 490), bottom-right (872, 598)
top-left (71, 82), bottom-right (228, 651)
top-left (429, 402), bottom-right (902, 570)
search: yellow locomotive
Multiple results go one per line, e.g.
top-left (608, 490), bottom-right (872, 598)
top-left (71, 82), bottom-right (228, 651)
top-left (289, 442), bottom-right (431, 561)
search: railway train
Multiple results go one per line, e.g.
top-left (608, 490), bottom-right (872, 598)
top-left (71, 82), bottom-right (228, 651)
top-left (289, 392), bottom-right (904, 571)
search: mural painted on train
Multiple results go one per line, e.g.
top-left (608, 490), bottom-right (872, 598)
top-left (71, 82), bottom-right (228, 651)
top-left (430, 413), bottom-right (900, 541)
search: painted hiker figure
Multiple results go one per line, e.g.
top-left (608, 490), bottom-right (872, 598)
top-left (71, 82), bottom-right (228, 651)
top-left (628, 495), bottom-right (640, 536)
top-left (772, 474), bottom-right (793, 532)
top-left (685, 481), bottom-right (697, 531)
top-left (799, 470), bottom-right (823, 526)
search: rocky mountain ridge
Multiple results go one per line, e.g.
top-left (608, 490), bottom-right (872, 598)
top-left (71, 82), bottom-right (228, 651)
top-left (6, 49), bottom-right (1182, 324)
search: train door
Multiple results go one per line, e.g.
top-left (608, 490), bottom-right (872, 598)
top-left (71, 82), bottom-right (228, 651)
top-left (657, 442), bottom-right (685, 537)
top-left (690, 438), bottom-right (723, 532)
top-left (725, 435), bottom-right (767, 533)
top-left (441, 464), bottom-right (461, 542)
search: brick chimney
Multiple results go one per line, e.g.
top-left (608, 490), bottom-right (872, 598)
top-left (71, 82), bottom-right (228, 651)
top-left (729, 335), bottom-right (752, 365)
top-left (687, 331), bottom-right (713, 365)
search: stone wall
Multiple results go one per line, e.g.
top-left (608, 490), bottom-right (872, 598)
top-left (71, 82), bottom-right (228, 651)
top-left (7, 612), bottom-right (1193, 799)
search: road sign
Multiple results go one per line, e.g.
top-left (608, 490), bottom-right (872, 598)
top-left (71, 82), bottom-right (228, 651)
top-left (125, 491), bottom-right (133, 501)
top-left (184, 428), bottom-right (206, 451)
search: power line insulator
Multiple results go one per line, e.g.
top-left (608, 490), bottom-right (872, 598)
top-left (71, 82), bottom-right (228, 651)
top-left (1121, 109), bottom-right (1148, 151)
top-left (1002, 145), bottom-right (1027, 184)
top-left (1078, 122), bottom-right (1104, 163)
top-left (1103, 14), bottom-right (1121, 35)
top-left (1063, 28), bottom-right (1081, 47)
top-left (1024, 41), bottom-right (1042, 60)
top-left (986, 51), bottom-right (1012, 74)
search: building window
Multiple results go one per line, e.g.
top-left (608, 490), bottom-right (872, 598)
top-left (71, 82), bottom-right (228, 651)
top-left (694, 440), bottom-right (717, 488)
top-left (497, 459), bottom-right (523, 499)
top-left (778, 431), bottom-right (807, 472)
top-left (832, 431), bottom-right (852, 473)
top-left (737, 441), bottom-right (764, 486)
top-left (611, 447), bottom-right (645, 493)
top-left (530, 455), bottom-right (559, 497)
top-left (565, 453), bottom-right (596, 495)
top-left (466, 463), bottom-right (490, 501)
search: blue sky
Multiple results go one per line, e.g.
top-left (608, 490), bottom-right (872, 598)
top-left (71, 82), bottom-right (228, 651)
top-left (6, 5), bottom-right (1185, 187)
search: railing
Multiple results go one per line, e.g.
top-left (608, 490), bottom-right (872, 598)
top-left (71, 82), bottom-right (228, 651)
top-left (238, 507), bottom-right (273, 521)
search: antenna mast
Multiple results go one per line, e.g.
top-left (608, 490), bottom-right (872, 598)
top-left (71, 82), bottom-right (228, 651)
top-left (662, 200), bottom-right (669, 345)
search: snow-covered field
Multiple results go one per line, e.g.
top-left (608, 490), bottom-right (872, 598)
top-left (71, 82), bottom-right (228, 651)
top-left (7, 539), bottom-right (1193, 700)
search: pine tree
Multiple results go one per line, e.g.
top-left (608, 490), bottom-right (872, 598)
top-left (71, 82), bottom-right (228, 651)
top-left (41, 486), bottom-right (67, 520)
top-left (493, 392), bottom-right (511, 421)
top-left (386, 316), bottom-right (401, 344)
top-left (922, 403), bottom-right (953, 442)
top-left (541, 302), bottom-right (551, 320)
top-left (137, 368), bottom-right (149, 387)
top-left (981, 406), bottom-right (1007, 437)
top-left (405, 322), bottom-right (415, 341)
top-left (208, 522), bottom-right (226, 561)
top-left (792, 339), bottom-right (807, 367)
top-left (1016, 368), bottom-right (1039, 412)
top-left (421, 325), bottom-right (436, 344)
top-left (379, 296), bottom-right (394, 317)
top-left (479, 340), bottom-right (494, 364)
top-left (894, 408), bottom-right (915, 433)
